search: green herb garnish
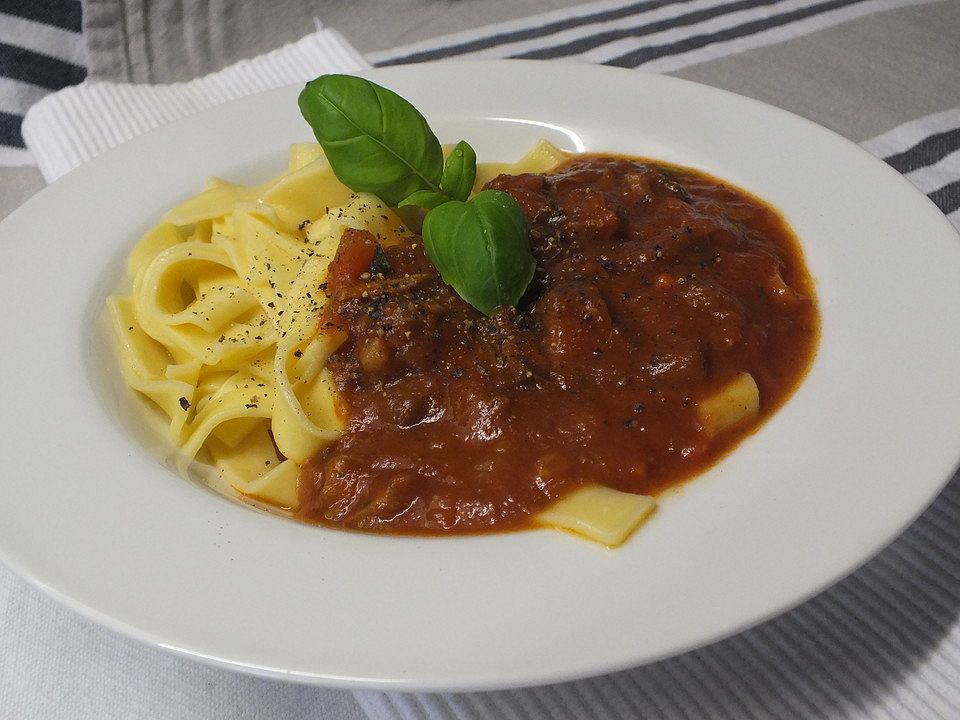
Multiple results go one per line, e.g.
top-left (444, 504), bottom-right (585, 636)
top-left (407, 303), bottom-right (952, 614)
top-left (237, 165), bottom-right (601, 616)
top-left (298, 74), bottom-right (533, 315)
top-left (423, 190), bottom-right (534, 315)
top-left (438, 140), bottom-right (477, 202)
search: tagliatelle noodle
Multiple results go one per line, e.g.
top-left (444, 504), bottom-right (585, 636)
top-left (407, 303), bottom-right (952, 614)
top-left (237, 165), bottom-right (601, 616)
top-left (108, 147), bottom-right (376, 509)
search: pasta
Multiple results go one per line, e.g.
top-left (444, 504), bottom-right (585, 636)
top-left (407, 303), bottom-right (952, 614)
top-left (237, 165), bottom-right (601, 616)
top-left (108, 140), bottom-right (656, 542)
top-left (109, 136), bottom-right (812, 547)
top-left (536, 485), bottom-right (657, 547)
top-left (696, 373), bottom-right (761, 438)
top-left (109, 145), bottom-right (414, 507)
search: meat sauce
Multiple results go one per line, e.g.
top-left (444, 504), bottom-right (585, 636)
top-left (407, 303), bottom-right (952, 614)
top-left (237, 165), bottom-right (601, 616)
top-left (299, 155), bottom-right (819, 534)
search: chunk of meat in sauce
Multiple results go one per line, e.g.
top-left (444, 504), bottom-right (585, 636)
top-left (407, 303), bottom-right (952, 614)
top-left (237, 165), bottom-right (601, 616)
top-left (298, 156), bottom-right (818, 535)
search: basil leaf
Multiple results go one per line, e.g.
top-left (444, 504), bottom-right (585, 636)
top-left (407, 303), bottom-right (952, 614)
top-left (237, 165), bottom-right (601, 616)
top-left (298, 75), bottom-right (443, 206)
top-left (422, 190), bottom-right (534, 315)
top-left (439, 140), bottom-right (477, 202)
top-left (398, 190), bottom-right (451, 211)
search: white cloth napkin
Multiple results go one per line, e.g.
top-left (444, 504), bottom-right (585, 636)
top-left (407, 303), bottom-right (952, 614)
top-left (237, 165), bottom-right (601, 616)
top-left (11, 21), bottom-right (960, 720)
top-left (22, 26), bottom-right (370, 181)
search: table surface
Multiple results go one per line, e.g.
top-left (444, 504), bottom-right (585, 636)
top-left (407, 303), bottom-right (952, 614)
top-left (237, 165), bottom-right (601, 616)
top-left (2, 1), bottom-right (959, 718)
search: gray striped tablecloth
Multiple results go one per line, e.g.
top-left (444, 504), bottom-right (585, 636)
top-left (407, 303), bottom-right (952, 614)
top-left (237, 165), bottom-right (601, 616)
top-left (1, 1), bottom-right (959, 718)
top-left (0, 0), bottom-right (84, 164)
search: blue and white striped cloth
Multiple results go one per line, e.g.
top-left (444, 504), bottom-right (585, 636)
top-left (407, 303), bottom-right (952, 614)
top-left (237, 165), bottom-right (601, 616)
top-left (369, 0), bottom-right (937, 73)
top-left (863, 108), bottom-right (960, 227)
top-left (0, 0), bottom-right (84, 165)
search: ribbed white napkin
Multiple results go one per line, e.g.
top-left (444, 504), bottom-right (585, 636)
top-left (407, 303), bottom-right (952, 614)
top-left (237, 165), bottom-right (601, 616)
top-left (22, 26), bottom-right (370, 181)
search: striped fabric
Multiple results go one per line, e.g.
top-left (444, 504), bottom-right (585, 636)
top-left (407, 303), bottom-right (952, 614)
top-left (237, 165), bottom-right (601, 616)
top-left (0, 0), bottom-right (85, 166)
top-left (863, 108), bottom-right (960, 228)
top-left (368, 0), bottom-right (938, 74)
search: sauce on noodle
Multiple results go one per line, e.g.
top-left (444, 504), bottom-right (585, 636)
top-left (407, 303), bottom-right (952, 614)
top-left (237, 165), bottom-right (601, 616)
top-left (299, 155), bottom-right (819, 534)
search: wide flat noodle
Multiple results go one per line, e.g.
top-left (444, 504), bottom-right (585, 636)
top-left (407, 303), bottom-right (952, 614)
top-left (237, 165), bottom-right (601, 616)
top-left (474, 138), bottom-right (571, 189)
top-left (110, 145), bottom-right (410, 507)
top-left (536, 484), bottom-right (657, 547)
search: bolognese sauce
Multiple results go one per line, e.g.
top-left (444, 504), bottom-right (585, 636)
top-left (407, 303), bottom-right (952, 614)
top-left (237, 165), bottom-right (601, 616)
top-left (298, 155), bottom-right (819, 534)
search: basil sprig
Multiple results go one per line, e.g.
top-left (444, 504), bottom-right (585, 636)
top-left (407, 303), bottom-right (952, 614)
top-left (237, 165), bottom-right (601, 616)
top-left (298, 74), bottom-right (533, 315)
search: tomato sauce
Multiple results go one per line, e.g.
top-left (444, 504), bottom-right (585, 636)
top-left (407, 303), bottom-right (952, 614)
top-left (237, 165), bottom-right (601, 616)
top-left (298, 155), bottom-right (819, 534)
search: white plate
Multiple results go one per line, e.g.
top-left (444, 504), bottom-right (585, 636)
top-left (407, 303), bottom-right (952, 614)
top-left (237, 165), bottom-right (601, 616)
top-left (1, 61), bottom-right (959, 692)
